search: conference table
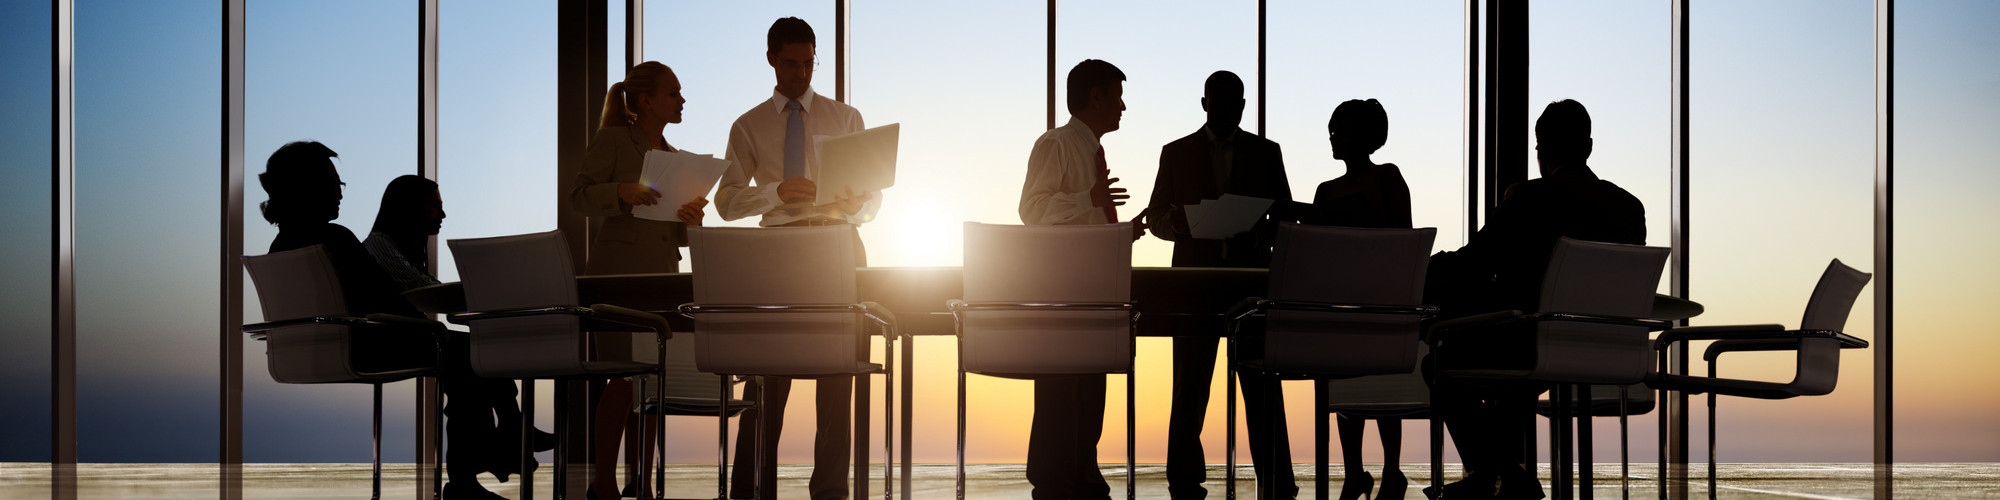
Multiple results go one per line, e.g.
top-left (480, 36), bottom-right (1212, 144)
top-left (404, 266), bottom-right (1706, 333)
top-left (404, 267), bottom-right (1706, 500)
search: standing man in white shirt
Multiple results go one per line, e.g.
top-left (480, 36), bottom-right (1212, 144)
top-left (714, 16), bottom-right (876, 500)
top-left (1017, 58), bottom-right (1147, 500)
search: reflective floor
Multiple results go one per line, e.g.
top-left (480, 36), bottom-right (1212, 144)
top-left (3, 463), bottom-right (1995, 499)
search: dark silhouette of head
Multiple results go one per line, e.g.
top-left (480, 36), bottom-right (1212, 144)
top-left (1067, 59), bottom-right (1126, 136)
top-left (258, 141), bottom-right (342, 226)
top-left (766, 17), bottom-right (817, 100)
top-left (1201, 71), bottom-right (1246, 135)
top-left (1328, 99), bottom-right (1389, 161)
top-left (371, 175), bottom-right (445, 238)
top-left (602, 61), bottom-right (683, 130)
top-left (1534, 99), bottom-right (1593, 176)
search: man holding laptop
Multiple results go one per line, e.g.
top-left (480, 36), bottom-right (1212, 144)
top-left (714, 16), bottom-right (881, 500)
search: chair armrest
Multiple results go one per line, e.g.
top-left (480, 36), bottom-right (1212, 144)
top-left (1653, 324), bottom-right (1787, 349)
top-left (1225, 297), bottom-right (1265, 323)
top-left (1701, 330), bottom-right (1868, 361)
top-left (946, 299), bottom-right (1140, 329)
top-left (857, 301), bottom-right (901, 340)
top-left (242, 315), bottom-right (374, 340)
top-left (1533, 312), bottom-right (1674, 332)
top-left (363, 313), bottom-right (446, 330)
top-left (1425, 310), bottom-right (1527, 343)
top-left (586, 303), bottom-right (673, 337)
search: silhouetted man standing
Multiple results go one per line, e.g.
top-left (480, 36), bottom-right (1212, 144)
top-left (1018, 58), bottom-right (1146, 500)
top-left (1146, 70), bottom-right (1297, 500)
top-left (1424, 99), bottom-right (1645, 500)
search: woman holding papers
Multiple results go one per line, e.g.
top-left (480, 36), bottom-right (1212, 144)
top-left (1308, 98), bottom-right (1415, 500)
top-left (567, 60), bottom-right (711, 500)
top-left (571, 60), bottom-right (710, 274)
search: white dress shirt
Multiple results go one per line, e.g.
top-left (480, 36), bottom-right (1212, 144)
top-left (1020, 117), bottom-right (1111, 226)
top-left (717, 87), bottom-right (881, 226)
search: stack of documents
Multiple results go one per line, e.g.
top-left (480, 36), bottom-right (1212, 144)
top-left (1183, 194), bottom-right (1275, 240)
top-left (632, 150), bottom-right (733, 222)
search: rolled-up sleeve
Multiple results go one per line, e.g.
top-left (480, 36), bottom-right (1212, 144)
top-left (716, 121), bottom-right (784, 221)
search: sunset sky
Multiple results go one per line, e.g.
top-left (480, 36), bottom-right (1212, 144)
top-left (1, 0), bottom-right (1995, 468)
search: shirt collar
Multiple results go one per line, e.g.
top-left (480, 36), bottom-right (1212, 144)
top-left (1062, 117), bottom-right (1101, 152)
top-left (770, 87), bottom-right (816, 114)
top-left (1203, 124), bottom-right (1238, 144)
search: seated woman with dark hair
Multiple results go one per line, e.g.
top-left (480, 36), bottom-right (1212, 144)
top-left (259, 145), bottom-right (544, 500)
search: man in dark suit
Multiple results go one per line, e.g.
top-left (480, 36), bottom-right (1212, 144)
top-left (1423, 99), bottom-right (1646, 500)
top-left (1147, 70), bottom-right (1297, 500)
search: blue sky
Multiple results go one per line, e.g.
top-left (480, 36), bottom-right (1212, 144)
top-left (2, 0), bottom-right (1997, 465)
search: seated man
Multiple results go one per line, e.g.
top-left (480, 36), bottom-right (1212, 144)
top-left (1422, 100), bottom-right (1645, 500)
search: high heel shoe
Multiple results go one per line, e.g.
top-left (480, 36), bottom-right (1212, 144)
top-left (1377, 470), bottom-right (1408, 500)
top-left (1339, 470), bottom-right (1376, 500)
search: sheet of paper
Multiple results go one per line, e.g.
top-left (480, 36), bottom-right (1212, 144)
top-left (1187, 194), bottom-right (1275, 240)
top-left (631, 150), bottom-right (733, 222)
top-left (813, 123), bottom-right (900, 206)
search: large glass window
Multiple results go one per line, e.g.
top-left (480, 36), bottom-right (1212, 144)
top-left (74, 0), bottom-right (222, 472)
top-left (849, 0), bottom-right (1047, 466)
top-left (1691, 0), bottom-right (1876, 463)
top-left (1894, 1), bottom-right (2000, 464)
top-left (0, 0), bottom-right (54, 465)
top-left (244, 0), bottom-right (420, 468)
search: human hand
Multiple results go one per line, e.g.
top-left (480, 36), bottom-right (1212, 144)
top-left (677, 197), bottom-right (708, 225)
top-left (618, 182), bottom-right (661, 206)
top-left (1089, 176), bottom-right (1128, 208)
top-left (1130, 208), bottom-right (1151, 241)
top-left (777, 176), bottom-right (817, 204)
top-left (831, 186), bottom-right (873, 215)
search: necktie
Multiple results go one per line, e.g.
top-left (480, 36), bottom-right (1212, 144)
top-left (1096, 146), bottom-right (1118, 223)
top-left (783, 99), bottom-right (805, 180)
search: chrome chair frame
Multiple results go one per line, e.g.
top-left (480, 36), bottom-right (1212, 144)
top-left (948, 300), bottom-right (1140, 500)
top-left (1224, 299), bottom-right (1440, 500)
top-left (677, 302), bottom-right (905, 500)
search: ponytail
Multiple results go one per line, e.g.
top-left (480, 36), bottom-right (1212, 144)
top-left (599, 61), bottom-right (672, 131)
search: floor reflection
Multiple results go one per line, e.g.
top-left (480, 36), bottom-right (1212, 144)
top-left (2, 463), bottom-right (1993, 499)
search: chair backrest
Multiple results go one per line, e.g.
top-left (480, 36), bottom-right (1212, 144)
top-left (958, 222), bottom-right (1134, 376)
top-left (243, 245), bottom-right (359, 384)
top-left (687, 225), bottom-right (861, 376)
top-left (1531, 238), bottom-right (1670, 385)
top-left (1787, 259), bottom-right (1871, 396)
top-left (1262, 224), bottom-right (1437, 375)
top-left (448, 230), bottom-right (589, 378)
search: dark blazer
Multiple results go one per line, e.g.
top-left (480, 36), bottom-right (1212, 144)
top-left (1147, 126), bottom-right (1292, 268)
top-left (270, 221), bottom-right (424, 318)
top-left (1441, 164), bottom-right (1647, 313)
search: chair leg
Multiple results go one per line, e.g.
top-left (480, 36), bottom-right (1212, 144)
top-left (855, 374), bottom-right (872, 500)
top-left (955, 365), bottom-right (967, 500)
top-left (1618, 387), bottom-right (1630, 500)
top-left (1656, 388), bottom-right (1666, 500)
top-left (756, 378), bottom-right (769, 500)
top-left (1128, 370), bottom-right (1137, 500)
top-left (1315, 381), bottom-right (1329, 500)
top-left (885, 336), bottom-right (896, 500)
top-left (1580, 384), bottom-right (1594, 500)
top-left (720, 376), bottom-right (731, 500)
top-left (372, 383), bottom-right (383, 500)
top-left (1226, 341), bottom-right (1239, 500)
top-left (1553, 383), bottom-right (1569, 500)
top-left (1706, 393), bottom-right (1716, 500)
top-left (1429, 395), bottom-right (1443, 496)
top-left (900, 335), bottom-right (914, 500)
top-left (524, 380), bottom-right (537, 500)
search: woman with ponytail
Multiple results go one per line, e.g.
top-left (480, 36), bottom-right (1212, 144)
top-left (568, 61), bottom-right (708, 500)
